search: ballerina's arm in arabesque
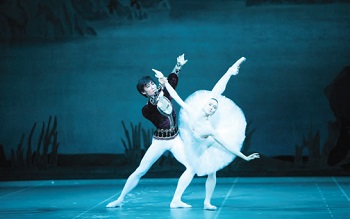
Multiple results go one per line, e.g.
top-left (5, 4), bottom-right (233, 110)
top-left (152, 57), bottom-right (259, 161)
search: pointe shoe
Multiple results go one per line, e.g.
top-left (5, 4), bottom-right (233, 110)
top-left (106, 199), bottom-right (123, 208)
top-left (235, 57), bottom-right (246, 65)
top-left (204, 203), bottom-right (217, 211)
top-left (170, 200), bottom-right (192, 208)
top-left (229, 57), bottom-right (246, 75)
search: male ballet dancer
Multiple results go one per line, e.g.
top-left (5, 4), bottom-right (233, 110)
top-left (106, 54), bottom-right (194, 208)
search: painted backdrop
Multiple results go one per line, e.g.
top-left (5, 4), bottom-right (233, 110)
top-left (1, 0), bottom-right (349, 158)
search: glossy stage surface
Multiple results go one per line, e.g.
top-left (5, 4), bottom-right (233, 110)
top-left (1, 177), bottom-right (349, 218)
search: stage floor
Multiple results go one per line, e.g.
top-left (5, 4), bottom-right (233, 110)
top-left (1, 177), bottom-right (349, 218)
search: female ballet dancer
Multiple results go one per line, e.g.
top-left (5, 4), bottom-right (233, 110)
top-left (153, 57), bottom-right (260, 210)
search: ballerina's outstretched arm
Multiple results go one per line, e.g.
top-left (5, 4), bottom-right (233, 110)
top-left (210, 128), bottom-right (259, 161)
top-left (211, 57), bottom-right (246, 96)
top-left (152, 69), bottom-right (194, 115)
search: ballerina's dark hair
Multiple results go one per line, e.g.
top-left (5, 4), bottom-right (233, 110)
top-left (210, 98), bottom-right (218, 104)
top-left (209, 97), bottom-right (219, 110)
top-left (137, 76), bottom-right (156, 97)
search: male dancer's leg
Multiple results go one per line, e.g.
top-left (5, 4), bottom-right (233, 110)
top-left (106, 140), bottom-right (167, 207)
top-left (204, 172), bottom-right (217, 210)
top-left (169, 136), bottom-right (195, 208)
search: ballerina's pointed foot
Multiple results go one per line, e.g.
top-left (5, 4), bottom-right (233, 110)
top-left (229, 57), bottom-right (246, 75)
top-left (204, 203), bottom-right (217, 211)
top-left (106, 199), bottom-right (123, 208)
top-left (170, 200), bottom-right (192, 208)
top-left (234, 57), bottom-right (246, 66)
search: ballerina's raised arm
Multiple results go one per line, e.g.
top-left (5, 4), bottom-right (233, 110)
top-left (153, 68), bottom-right (194, 115)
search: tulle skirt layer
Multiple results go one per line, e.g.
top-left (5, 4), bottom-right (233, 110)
top-left (179, 90), bottom-right (246, 176)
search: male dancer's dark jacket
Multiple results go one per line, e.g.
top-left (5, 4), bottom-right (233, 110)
top-left (142, 73), bottom-right (179, 139)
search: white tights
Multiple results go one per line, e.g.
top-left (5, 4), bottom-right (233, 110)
top-left (106, 136), bottom-right (193, 208)
top-left (106, 135), bottom-right (218, 209)
top-left (204, 172), bottom-right (217, 210)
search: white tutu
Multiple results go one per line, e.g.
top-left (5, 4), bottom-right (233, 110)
top-left (179, 90), bottom-right (247, 176)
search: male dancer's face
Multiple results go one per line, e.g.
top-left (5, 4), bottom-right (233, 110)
top-left (142, 81), bottom-right (157, 97)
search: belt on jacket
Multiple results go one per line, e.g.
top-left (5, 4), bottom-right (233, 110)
top-left (153, 126), bottom-right (178, 140)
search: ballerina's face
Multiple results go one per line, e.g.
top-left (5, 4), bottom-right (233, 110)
top-left (203, 98), bottom-right (218, 116)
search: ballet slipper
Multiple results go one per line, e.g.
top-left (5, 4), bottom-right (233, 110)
top-left (170, 200), bottom-right (192, 208)
top-left (203, 203), bottom-right (217, 211)
top-left (106, 199), bottom-right (123, 208)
